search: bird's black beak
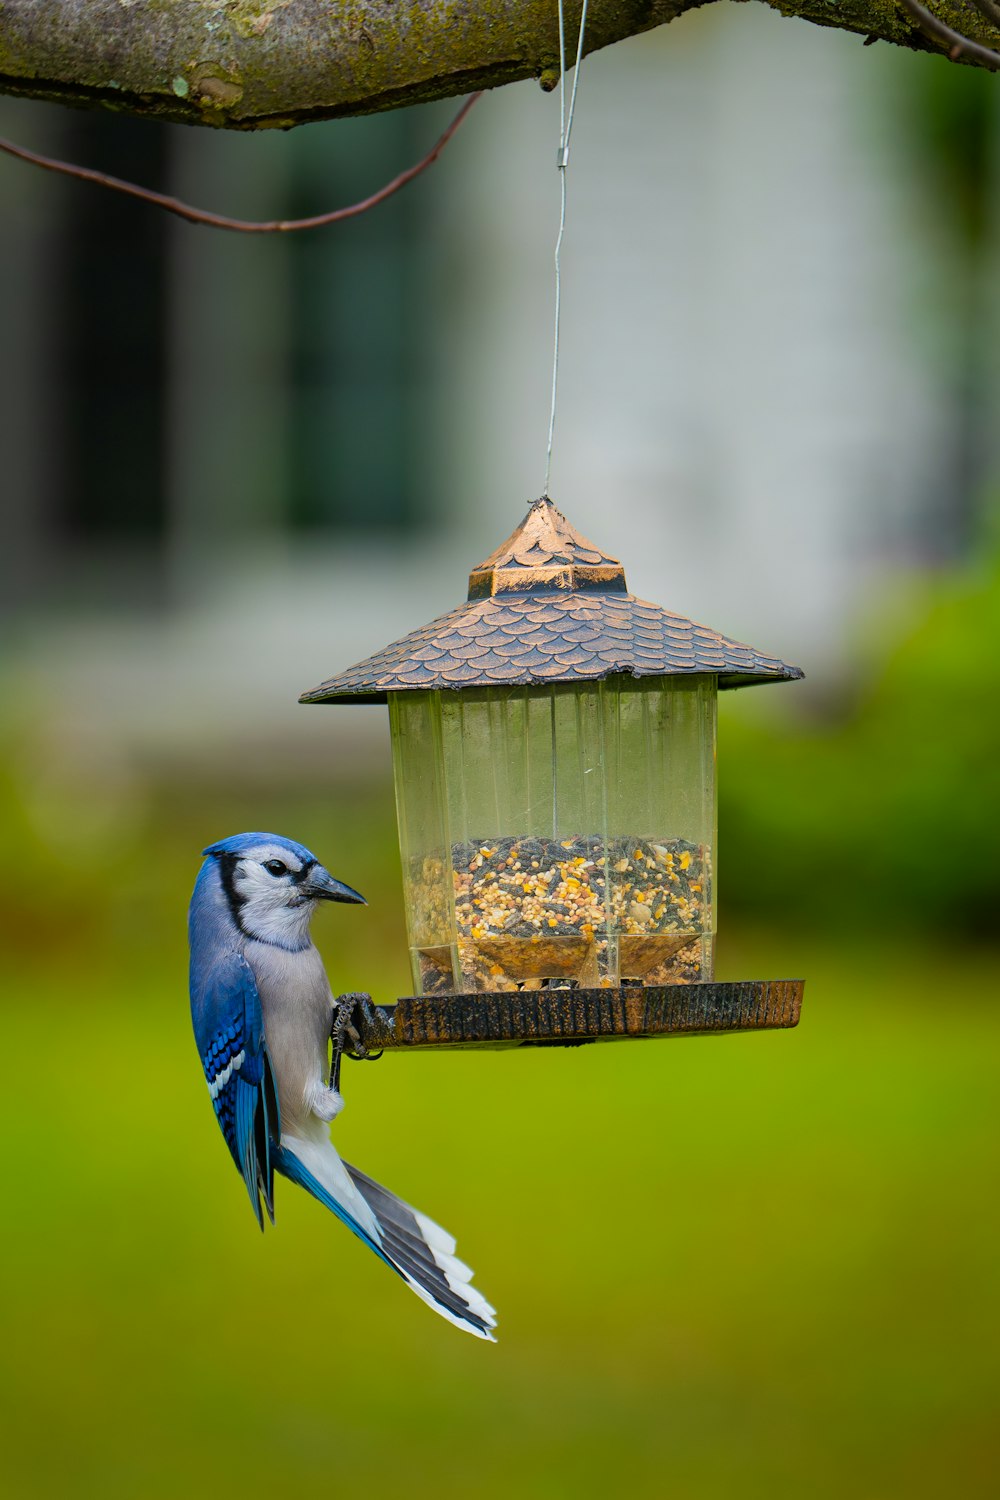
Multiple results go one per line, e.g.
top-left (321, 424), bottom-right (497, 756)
top-left (303, 866), bottom-right (366, 905)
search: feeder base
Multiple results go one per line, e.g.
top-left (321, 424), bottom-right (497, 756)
top-left (350, 980), bottom-right (803, 1052)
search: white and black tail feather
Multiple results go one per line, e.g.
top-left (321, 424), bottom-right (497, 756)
top-left (275, 1137), bottom-right (496, 1341)
top-left (344, 1162), bottom-right (497, 1342)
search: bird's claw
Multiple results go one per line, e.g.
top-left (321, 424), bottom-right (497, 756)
top-left (331, 992), bottom-right (377, 1059)
top-left (329, 992), bottom-right (391, 1091)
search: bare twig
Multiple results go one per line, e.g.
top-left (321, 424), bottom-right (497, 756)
top-left (0, 91), bottom-right (482, 232)
top-left (898, 0), bottom-right (1000, 68)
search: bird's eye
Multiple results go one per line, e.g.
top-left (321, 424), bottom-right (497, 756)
top-left (263, 859), bottom-right (288, 877)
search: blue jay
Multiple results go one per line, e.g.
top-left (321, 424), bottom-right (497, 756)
top-left (188, 831), bottom-right (496, 1341)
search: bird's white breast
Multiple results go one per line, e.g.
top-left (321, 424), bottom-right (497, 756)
top-left (245, 939), bottom-right (333, 1139)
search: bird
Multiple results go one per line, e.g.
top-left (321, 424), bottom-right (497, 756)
top-left (188, 830), bottom-right (496, 1341)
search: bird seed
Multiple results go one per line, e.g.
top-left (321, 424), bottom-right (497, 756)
top-left (411, 835), bottom-right (712, 993)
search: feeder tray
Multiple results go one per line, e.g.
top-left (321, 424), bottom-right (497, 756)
top-left (344, 980), bottom-right (803, 1052)
top-left (303, 498), bottom-right (804, 1048)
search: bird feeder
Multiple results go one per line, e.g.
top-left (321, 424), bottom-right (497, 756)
top-left (301, 498), bottom-right (804, 1050)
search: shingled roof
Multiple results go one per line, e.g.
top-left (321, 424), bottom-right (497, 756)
top-left (300, 499), bottom-right (803, 703)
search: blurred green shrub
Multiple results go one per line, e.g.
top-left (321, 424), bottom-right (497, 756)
top-left (720, 544), bottom-right (1000, 937)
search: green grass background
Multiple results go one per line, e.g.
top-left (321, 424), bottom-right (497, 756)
top-left (1, 753), bottom-right (997, 1499)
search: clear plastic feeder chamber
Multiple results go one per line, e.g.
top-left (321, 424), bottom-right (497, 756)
top-left (390, 677), bottom-right (715, 995)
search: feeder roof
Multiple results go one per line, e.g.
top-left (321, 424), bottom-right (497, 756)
top-left (301, 499), bottom-right (803, 703)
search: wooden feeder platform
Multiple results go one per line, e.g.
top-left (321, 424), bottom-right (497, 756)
top-left (349, 979), bottom-right (803, 1053)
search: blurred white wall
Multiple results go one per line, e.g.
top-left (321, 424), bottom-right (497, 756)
top-left (433, 4), bottom-right (993, 660)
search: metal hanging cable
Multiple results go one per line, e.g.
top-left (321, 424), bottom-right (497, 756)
top-left (543, 0), bottom-right (590, 498)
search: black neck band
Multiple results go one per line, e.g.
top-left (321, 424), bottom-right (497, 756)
top-left (216, 853), bottom-right (250, 938)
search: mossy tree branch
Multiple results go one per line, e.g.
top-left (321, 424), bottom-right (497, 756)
top-left (0, 0), bottom-right (997, 131)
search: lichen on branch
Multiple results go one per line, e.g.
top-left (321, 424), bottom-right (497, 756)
top-left (0, 0), bottom-right (997, 130)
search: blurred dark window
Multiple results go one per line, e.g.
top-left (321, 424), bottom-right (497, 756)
top-left (0, 103), bottom-right (430, 613)
top-left (285, 113), bottom-right (423, 534)
top-left (55, 114), bottom-right (169, 544)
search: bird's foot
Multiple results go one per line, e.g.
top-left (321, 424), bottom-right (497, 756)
top-left (331, 992), bottom-right (372, 1060)
top-left (329, 992), bottom-right (392, 1092)
top-left (332, 992), bottom-right (393, 1059)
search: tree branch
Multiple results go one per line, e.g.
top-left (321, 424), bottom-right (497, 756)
top-left (0, 0), bottom-right (997, 132)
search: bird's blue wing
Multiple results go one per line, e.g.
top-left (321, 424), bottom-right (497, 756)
top-left (191, 953), bottom-right (280, 1228)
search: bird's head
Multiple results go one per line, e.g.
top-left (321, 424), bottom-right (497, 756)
top-left (203, 832), bottom-right (365, 950)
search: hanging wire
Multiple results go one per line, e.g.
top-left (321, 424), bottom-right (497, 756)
top-left (543, 0), bottom-right (590, 498)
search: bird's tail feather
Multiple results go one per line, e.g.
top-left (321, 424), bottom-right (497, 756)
top-left (274, 1136), bottom-right (496, 1341)
top-left (344, 1161), bottom-right (497, 1341)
